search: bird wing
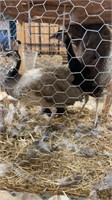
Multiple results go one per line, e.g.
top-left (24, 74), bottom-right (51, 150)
top-left (14, 67), bottom-right (82, 106)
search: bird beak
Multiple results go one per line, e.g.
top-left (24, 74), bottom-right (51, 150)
top-left (1, 50), bottom-right (14, 57)
top-left (50, 33), bottom-right (57, 39)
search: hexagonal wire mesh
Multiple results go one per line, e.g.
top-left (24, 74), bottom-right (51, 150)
top-left (0, 0), bottom-right (112, 199)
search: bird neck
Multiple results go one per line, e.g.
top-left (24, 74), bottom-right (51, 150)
top-left (13, 58), bottom-right (21, 70)
top-left (16, 58), bottom-right (21, 71)
top-left (65, 39), bottom-right (82, 73)
top-left (7, 55), bottom-right (21, 77)
top-left (65, 39), bottom-right (75, 61)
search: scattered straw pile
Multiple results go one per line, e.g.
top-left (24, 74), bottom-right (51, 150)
top-left (0, 99), bottom-right (112, 199)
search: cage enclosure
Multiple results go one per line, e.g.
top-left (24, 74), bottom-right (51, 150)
top-left (0, 0), bottom-right (112, 199)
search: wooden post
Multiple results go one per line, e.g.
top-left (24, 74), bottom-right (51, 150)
top-left (16, 22), bottom-right (25, 73)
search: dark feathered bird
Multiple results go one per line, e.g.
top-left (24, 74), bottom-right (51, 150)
top-left (3, 50), bottom-right (66, 116)
top-left (1, 49), bottom-right (82, 119)
top-left (50, 30), bottom-right (112, 125)
top-left (68, 23), bottom-right (112, 117)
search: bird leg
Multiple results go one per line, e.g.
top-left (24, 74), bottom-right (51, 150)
top-left (43, 108), bottom-right (52, 117)
top-left (43, 107), bottom-right (65, 117)
top-left (78, 94), bottom-right (89, 115)
top-left (41, 107), bottom-right (57, 135)
top-left (42, 106), bottom-right (56, 124)
top-left (102, 95), bottom-right (112, 117)
top-left (94, 98), bottom-right (99, 126)
top-left (41, 107), bottom-right (66, 139)
top-left (102, 82), bottom-right (112, 118)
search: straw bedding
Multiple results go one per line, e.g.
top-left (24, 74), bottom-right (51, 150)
top-left (0, 102), bottom-right (112, 199)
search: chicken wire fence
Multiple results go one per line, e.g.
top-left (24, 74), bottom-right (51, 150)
top-left (0, 0), bottom-right (112, 199)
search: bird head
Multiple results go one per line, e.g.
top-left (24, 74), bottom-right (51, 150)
top-left (2, 50), bottom-right (21, 61)
top-left (50, 30), bottom-right (70, 44)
